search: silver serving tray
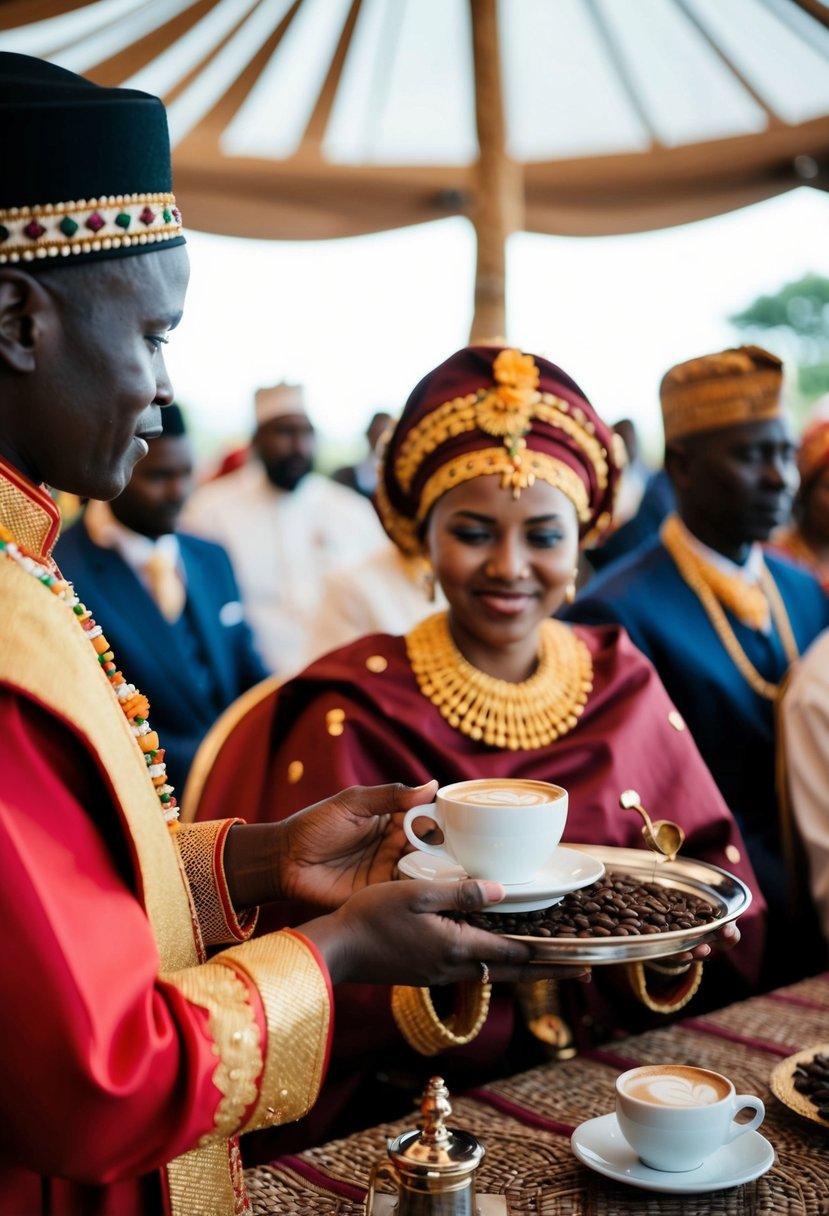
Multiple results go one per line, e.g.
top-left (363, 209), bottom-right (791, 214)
top-left (500, 844), bottom-right (753, 965)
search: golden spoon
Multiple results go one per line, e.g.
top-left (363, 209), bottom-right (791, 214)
top-left (620, 789), bottom-right (685, 862)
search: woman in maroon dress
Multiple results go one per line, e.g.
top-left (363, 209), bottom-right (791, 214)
top-left (192, 343), bottom-right (765, 1154)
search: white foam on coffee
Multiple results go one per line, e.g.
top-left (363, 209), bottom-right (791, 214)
top-left (640, 1075), bottom-right (722, 1106)
top-left (462, 788), bottom-right (547, 806)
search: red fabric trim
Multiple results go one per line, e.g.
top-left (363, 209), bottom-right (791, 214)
top-left (680, 1018), bottom-right (797, 1057)
top-left (271, 1157), bottom-right (366, 1202)
top-left (463, 1087), bottom-right (576, 1136)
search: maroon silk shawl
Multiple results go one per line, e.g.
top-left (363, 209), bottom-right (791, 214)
top-left (203, 622), bottom-right (766, 1156)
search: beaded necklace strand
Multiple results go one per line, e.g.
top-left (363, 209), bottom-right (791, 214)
top-left (0, 523), bottom-right (178, 822)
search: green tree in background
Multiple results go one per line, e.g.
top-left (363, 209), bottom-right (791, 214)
top-left (730, 273), bottom-right (829, 424)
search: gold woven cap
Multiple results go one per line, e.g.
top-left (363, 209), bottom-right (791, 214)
top-left (660, 345), bottom-right (784, 443)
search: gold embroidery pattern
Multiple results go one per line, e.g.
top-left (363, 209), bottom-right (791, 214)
top-left (416, 448), bottom-right (590, 533)
top-left (172, 820), bottom-right (259, 946)
top-left (222, 933), bottom-right (331, 1133)
top-left (164, 962), bottom-right (262, 1143)
top-left (379, 348), bottom-right (613, 557)
top-left (406, 612), bottom-right (593, 750)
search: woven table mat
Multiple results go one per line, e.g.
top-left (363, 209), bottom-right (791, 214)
top-left (247, 974), bottom-right (829, 1215)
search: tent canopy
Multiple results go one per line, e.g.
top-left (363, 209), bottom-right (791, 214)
top-left (3, 0), bottom-right (829, 334)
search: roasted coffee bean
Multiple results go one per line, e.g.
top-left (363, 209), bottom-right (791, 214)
top-left (445, 871), bottom-right (718, 941)
top-left (792, 1056), bottom-right (829, 1121)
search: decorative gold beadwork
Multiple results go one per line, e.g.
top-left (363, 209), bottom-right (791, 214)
top-left (661, 515), bottom-right (799, 700)
top-left (378, 348), bottom-right (614, 557)
top-left (415, 447), bottom-right (590, 532)
top-left (406, 612), bottom-right (593, 751)
top-left (726, 844), bottom-right (742, 864)
top-left (325, 707), bottom-right (346, 737)
top-left (667, 710), bottom-right (686, 732)
top-left (365, 654), bottom-right (389, 673)
top-left (0, 192), bottom-right (183, 264)
top-left (164, 962), bottom-right (261, 1143)
top-left (287, 760), bottom-right (304, 783)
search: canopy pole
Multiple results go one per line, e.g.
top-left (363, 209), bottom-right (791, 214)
top-left (469, 0), bottom-right (523, 342)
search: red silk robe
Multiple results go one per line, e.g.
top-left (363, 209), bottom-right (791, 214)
top-left (0, 462), bottom-right (333, 1215)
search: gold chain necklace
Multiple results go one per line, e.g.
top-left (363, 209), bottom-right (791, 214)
top-left (662, 515), bottom-right (799, 701)
top-left (406, 612), bottom-right (593, 750)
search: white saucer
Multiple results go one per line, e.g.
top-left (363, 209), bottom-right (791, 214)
top-left (570, 1113), bottom-right (775, 1193)
top-left (397, 847), bottom-right (605, 912)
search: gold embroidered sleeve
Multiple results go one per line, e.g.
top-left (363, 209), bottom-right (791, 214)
top-left (163, 931), bottom-right (331, 1144)
top-left (162, 961), bottom-right (263, 1145)
top-left (172, 819), bottom-right (259, 946)
top-left (221, 931), bottom-right (332, 1134)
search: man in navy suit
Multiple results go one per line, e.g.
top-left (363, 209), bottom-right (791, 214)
top-left (56, 405), bottom-right (268, 796)
top-left (564, 346), bottom-right (829, 989)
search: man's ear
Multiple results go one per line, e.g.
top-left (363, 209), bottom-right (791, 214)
top-left (664, 441), bottom-right (693, 492)
top-left (0, 269), bottom-right (53, 373)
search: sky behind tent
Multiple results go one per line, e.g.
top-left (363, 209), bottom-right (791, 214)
top-left (167, 185), bottom-right (829, 467)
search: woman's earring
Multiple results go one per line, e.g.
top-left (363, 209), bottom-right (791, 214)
top-left (564, 567), bottom-right (578, 604)
top-left (421, 556), bottom-right (437, 603)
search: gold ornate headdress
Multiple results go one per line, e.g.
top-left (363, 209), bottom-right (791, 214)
top-left (377, 345), bottom-right (622, 556)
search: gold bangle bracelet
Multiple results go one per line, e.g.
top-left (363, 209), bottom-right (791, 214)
top-left (644, 958), bottom-right (693, 978)
top-left (391, 982), bottom-right (492, 1056)
top-left (627, 960), bottom-right (703, 1014)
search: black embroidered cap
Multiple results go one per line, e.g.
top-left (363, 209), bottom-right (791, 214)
top-left (0, 52), bottom-right (185, 266)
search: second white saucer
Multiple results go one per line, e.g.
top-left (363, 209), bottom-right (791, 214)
top-left (397, 847), bottom-right (605, 912)
top-left (570, 1112), bottom-right (775, 1193)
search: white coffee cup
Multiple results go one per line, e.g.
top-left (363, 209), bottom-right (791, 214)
top-left (402, 778), bottom-right (568, 885)
top-left (615, 1064), bottom-right (765, 1172)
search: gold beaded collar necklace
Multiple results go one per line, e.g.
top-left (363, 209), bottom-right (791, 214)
top-left (405, 612), bottom-right (593, 751)
top-left (661, 514), bottom-right (799, 700)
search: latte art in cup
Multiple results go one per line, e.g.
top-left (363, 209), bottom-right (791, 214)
top-left (615, 1063), bottom-right (765, 1172)
top-left (622, 1066), bottom-right (730, 1107)
top-left (401, 778), bottom-right (568, 884)
top-left (449, 780), bottom-right (553, 807)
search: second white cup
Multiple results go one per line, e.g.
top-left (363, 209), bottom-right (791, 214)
top-left (402, 777), bottom-right (568, 885)
top-left (615, 1064), bottom-right (766, 1172)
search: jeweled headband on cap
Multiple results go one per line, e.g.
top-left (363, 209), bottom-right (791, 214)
top-left (660, 345), bottom-right (784, 445)
top-left (0, 52), bottom-right (184, 266)
top-left (377, 344), bottom-right (623, 556)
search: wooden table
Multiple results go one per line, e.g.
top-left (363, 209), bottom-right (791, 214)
top-left (247, 973), bottom-right (829, 1214)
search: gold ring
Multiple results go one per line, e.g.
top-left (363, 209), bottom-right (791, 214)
top-left (480, 961), bottom-right (491, 985)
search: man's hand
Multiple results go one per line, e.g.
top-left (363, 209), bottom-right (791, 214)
top-left (223, 782), bottom-right (437, 911)
top-left (298, 877), bottom-right (592, 987)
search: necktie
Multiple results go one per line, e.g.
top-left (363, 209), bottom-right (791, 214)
top-left (144, 548), bottom-right (186, 623)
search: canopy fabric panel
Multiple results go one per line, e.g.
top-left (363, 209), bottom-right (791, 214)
top-left (2, 0), bottom-right (828, 241)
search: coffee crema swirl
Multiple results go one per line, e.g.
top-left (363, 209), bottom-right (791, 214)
top-left (447, 779), bottom-right (558, 807)
top-left (623, 1066), bottom-right (729, 1107)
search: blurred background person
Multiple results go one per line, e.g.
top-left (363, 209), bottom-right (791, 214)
top-left (182, 383), bottom-right (386, 674)
top-left (56, 405), bottom-right (268, 793)
top-left (331, 408), bottom-right (395, 499)
top-left (564, 345), bottom-right (829, 988)
top-left (306, 541), bottom-right (447, 661)
top-left (780, 626), bottom-right (829, 963)
top-left (769, 397), bottom-right (829, 593)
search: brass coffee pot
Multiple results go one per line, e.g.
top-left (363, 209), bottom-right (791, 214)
top-left (365, 1077), bottom-right (485, 1215)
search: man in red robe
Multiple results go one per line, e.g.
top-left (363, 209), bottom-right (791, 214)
top-left (0, 56), bottom-right (561, 1215)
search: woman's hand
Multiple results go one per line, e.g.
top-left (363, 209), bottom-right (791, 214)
top-left (223, 782), bottom-right (438, 910)
top-left (668, 922), bottom-right (741, 966)
top-left (298, 877), bottom-right (592, 987)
